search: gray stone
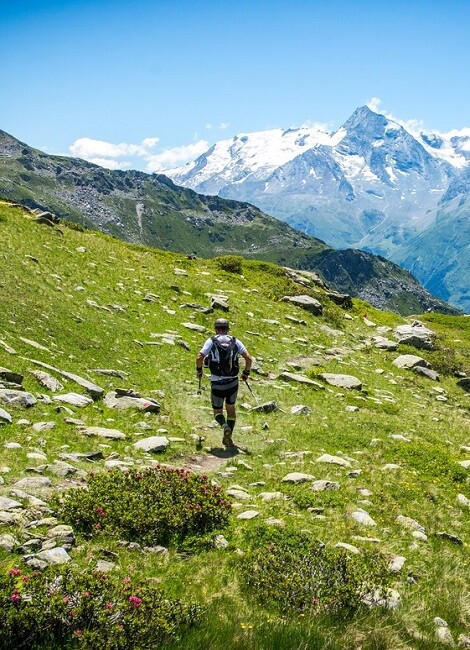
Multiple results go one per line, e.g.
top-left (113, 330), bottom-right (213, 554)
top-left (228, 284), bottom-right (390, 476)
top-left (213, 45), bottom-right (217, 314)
top-left (351, 510), bottom-right (377, 526)
top-left (36, 547), bottom-right (71, 565)
top-left (281, 294), bottom-right (322, 315)
top-left (213, 534), bottom-right (229, 549)
top-left (13, 476), bottom-right (52, 490)
top-left (396, 515), bottom-right (425, 532)
top-left (79, 426), bottom-right (126, 440)
top-left (0, 533), bottom-right (18, 551)
top-left (0, 389), bottom-right (37, 408)
top-left (392, 354), bottom-right (430, 370)
top-left (27, 359), bottom-right (104, 398)
top-left (318, 373), bottom-right (362, 390)
top-left (237, 510), bottom-right (259, 520)
top-left (4, 442), bottom-right (22, 449)
top-left (104, 391), bottom-right (161, 412)
top-left (32, 421), bottom-right (56, 432)
top-left (0, 368), bottom-right (23, 384)
top-left (317, 454), bottom-right (351, 467)
top-left (435, 626), bottom-right (454, 646)
top-left (291, 405), bottom-right (312, 415)
top-left (371, 337), bottom-right (398, 351)
top-left (182, 322), bottom-right (207, 332)
top-left (96, 560), bottom-right (116, 572)
top-left (133, 436), bottom-right (169, 453)
top-left (459, 460), bottom-right (470, 469)
top-left (227, 488), bottom-right (250, 500)
top-left (54, 393), bottom-right (93, 407)
top-left (388, 555), bottom-right (406, 572)
top-left (335, 542), bottom-right (360, 554)
top-left (456, 493), bottom-right (470, 507)
top-left (0, 408), bottom-right (12, 424)
top-left (251, 401), bottom-right (281, 413)
top-left (394, 322), bottom-right (435, 350)
top-left (413, 366), bottom-right (440, 381)
top-left (282, 472), bottom-right (314, 484)
top-left (278, 372), bottom-right (324, 389)
top-left (259, 492), bottom-right (286, 502)
top-left (47, 461), bottom-right (77, 477)
top-left (457, 377), bottom-right (470, 393)
top-left (29, 370), bottom-right (64, 392)
top-left (311, 480), bottom-right (340, 491)
top-left (0, 497), bottom-right (23, 510)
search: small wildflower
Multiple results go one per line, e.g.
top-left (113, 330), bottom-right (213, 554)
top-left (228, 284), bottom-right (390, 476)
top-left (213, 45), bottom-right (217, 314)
top-left (96, 506), bottom-right (106, 518)
top-left (128, 595), bottom-right (142, 607)
top-left (10, 592), bottom-right (21, 604)
top-left (82, 591), bottom-right (91, 598)
top-left (9, 568), bottom-right (22, 577)
top-left (73, 630), bottom-right (84, 637)
top-left (105, 602), bottom-right (114, 610)
top-left (123, 577), bottom-right (131, 584)
top-left (94, 523), bottom-right (102, 530)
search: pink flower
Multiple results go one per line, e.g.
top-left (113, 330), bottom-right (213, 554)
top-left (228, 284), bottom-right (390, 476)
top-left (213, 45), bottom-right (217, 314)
top-left (73, 630), bottom-right (84, 637)
top-left (94, 523), bottom-right (102, 530)
top-left (96, 506), bottom-right (106, 517)
top-left (82, 591), bottom-right (91, 598)
top-left (105, 602), bottom-right (114, 610)
top-left (128, 595), bottom-right (142, 608)
top-left (123, 577), bottom-right (131, 584)
top-left (10, 592), bottom-right (21, 603)
top-left (9, 568), bottom-right (22, 577)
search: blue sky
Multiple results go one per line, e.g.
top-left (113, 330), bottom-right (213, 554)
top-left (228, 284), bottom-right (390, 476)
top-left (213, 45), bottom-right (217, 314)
top-left (2, 0), bottom-right (470, 172)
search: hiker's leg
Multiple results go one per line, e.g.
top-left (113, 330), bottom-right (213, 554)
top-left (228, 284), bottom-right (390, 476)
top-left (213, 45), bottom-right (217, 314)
top-left (225, 383), bottom-right (238, 432)
top-left (211, 387), bottom-right (226, 427)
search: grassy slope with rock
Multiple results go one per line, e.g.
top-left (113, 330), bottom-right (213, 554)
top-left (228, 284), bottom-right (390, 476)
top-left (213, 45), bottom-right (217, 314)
top-left (0, 128), bottom-right (459, 316)
top-left (0, 201), bottom-right (469, 649)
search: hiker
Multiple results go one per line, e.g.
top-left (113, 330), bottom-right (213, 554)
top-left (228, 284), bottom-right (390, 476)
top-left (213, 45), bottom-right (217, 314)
top-left (196, 318), bottom-right (252, 447)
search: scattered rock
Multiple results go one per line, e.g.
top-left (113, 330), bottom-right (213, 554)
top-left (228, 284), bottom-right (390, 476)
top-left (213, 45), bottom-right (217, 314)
top-left (392, 355), bottom-right (430, 370)
top-left (396, 515), bottom-right (425, 533)
top-left (29, 370), bottom-right (64, 392)
top-left (104, 391), bottom-right (161, 412)
top-left (351, 510), bottom-right (377, 526)
top-left (281, 295), bottom-right (322, 315)
top-left (318, 373), bottom-right (362, 390)
top-left (394, 322), bottom-right (435, 350)
top-left (133, 436), bottom-right (169, 452)
top-left (281, 472), bottom-right (315, 484)
top-left (311, 480), bottom-right (340, 491)
top-left (316, 454), bottom-right (351, 467)
top-left (251, 401), bottom-right (280, 413)
top-left (0, 389), bottom-right (37, 408)
top-left (54, 393), bottom-right (94, 407)
top-left (79, 426), bottom-right (126, 440)
top-left (237, 510), bottom-right (259, 520)
top-left (335, 542), bottom-right (360, 554)
top-left (278, 372), bottom-right (324, 389)
top-left (413, 366), bottom-right (440, 381)
top-left (0, 408), bottom-right (12, 424)
top-left (290, 405), bottom-right (312, 415)
top-left (35, 547), bottom-right (72, 565)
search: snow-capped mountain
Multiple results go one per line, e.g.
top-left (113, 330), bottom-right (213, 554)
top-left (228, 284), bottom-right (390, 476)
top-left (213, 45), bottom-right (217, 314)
top-left (167, 106), bottom-right (470, 312)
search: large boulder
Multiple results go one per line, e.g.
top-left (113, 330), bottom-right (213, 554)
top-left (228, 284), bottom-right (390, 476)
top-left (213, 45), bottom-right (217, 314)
top-left (394, 322), bottom-right (435, 350)
top-left (104, 391), bottom-right (161, 412)
top-left (281, 295), bottom-right (323, 315)
top-left (318, 373), bottom-right (362, 390)
top-left (0, 389), bottom-right (37, 408)
top-left (392, 355), bottom-right (430, 370)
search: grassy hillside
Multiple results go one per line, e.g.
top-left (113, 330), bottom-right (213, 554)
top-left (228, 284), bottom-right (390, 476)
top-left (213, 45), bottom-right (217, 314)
top-left (0, 129), bottom-right (459, 316)
top-left (0, 201), bottom-right (469, 649)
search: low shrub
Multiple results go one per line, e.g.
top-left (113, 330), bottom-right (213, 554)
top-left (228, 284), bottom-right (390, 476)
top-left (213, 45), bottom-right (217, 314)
top-left (0, 566), bottom-right (201, 650)
top-left (55, 466), bottom-right (231, 546)
top-left (238, 526), bottom-right (391, 614)
top-left (214, 255), bottom-right (243, 273)
top-left (395, 441), bottom-right (467, 483)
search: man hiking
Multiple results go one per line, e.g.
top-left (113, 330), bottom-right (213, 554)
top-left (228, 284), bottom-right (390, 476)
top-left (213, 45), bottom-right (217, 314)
top-left (196, 318), bottom-right (252, 448)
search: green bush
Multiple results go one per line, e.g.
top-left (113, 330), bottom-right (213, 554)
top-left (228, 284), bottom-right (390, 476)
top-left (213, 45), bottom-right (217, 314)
top-left (0, 566), bottom-right (201, 650)
top-left (238, 526), bottom-right (391, 614)
top-left (55, 466), bottom-right (231, 546)
top-left (214, 255), bottom-right (243, 273)
top-left (396, 441), bottom-right (467, 483)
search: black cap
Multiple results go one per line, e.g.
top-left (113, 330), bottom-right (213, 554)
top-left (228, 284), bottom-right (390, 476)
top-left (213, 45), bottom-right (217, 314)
top-left (214, 318), bottom-right (230, 330)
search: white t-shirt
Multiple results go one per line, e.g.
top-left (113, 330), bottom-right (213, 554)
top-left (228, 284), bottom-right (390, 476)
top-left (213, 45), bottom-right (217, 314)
top-left (200, 335), bottom-right (247, 381)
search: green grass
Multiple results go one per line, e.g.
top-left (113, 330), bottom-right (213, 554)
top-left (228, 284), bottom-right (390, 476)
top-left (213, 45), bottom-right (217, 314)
top-left (0, 201), bottom-right (469, 649)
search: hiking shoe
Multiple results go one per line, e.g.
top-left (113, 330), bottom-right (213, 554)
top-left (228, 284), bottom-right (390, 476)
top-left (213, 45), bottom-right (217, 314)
top-left (222, 425), bottom-right (234, 447)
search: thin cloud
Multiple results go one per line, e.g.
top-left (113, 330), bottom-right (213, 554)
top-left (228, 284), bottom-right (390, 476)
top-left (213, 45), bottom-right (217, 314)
top-left (146, 140), bottom-right (210, 172)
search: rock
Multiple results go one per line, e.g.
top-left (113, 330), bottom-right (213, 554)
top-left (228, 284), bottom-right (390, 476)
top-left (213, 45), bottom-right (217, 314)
top-left (24, 557), bottom-right (48, 571)
top-left (392, 355), bottom-right (430, 370)
top-left (459, 460), bottom-right (470, 469)
top-left (278, 372), bottom-right (324, 389)
top-left (4, 442), bottom-right (22, 449)
top-left (60, 451), bottom-right (104, 461)
top-left (335, 542), bottom-right (360, 554)
top-left (435, 625), bottom-right (454, 646)
top-left (0, 368), bottom-right (23, 384)
top-left (396, 515), bottom-right (425, 532)
top-left (0, 496), bottom-right (23, 510)
top-left (181, 322), bottom-right (207, 332)
top-left (0, 533), bottom-right (18, 551)
top-left (311, 480), bottom-right (340, 491)
top-left (351, 510), bottom-right (377, 526)
top-left (104, 391), bottom-right (161, 412)
top-left (0, 339), bottom-right (17, 355)
top-left (27, 359), bottom-right (104, 399)
top-left (394, 322), bottom-right (435, 350)
top-left (35, 547), bottom-right (71, 565)
top-left (371, 337), bottom-right (398, 351)
top-left (46, 525), bottom-right (74, 540)
top-left (436, 532), bottom-right (463, 545)
top-left (237, 510), bottom-right (259, 520)
top-left (0, 389), bottom-right (37, 408)
top-left (457, 378), bottom-right (470, 393)
top-left (281, 295), bottom-right (322, 315)
top-left (326, 291), bottom-right (353, 308)
top-left (265, 517), bottom-right (285, 527)
top-left (362, 588), bottom-right (401, 609)
top-left (133, 436), bottom-right (169, 453)
top-left (211, 296), bottom-right (229, 311)
top-left (47, 461), bottom-right (77, 477)
top-left (318, 373), bottom-right (362, 390)
top-left (282, 472), bottom-right (314, 484)
top-left (13, 476), bottom-right (52, 490)
top-left (251, 401), bottom-right (280, 413)
top-left (79, 426), bottom-right (126, 440)
top-left (227, 488), bottom-right (250, 500)
top-left (213, 534), bottom-right (229, 549)
top-left (91, 368), bottom-right (130, 379)
top-left (316, 454), bottom-right (351, 467)
top-left (388, 555), bottom-right (406, 572)
top-left (29, 370), bottom-right (64, 392)
top-left (259, 492), bottom-right (286, 502)
top-left (0, 408), bottom-right (12, 424)
top-left (54, 393), bottom-right (94, 407)
top-left (96, 560), bottom-right (116, 572)
top-left (32, 421), bottom-right (56, 432)
top-left (291, 405), bottom-right (312, 415)
top-left (456, 493), bottom-right (470, 507)
top-left (458, 634), bottom-right (470, 648)
top-left (345, 405), bottom-right (359, 412)
top-left (413, 366), bottom-right (440, 381)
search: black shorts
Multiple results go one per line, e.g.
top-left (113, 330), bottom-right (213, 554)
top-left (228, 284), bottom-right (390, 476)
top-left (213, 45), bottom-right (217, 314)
top-left (211, 377), bottom-right (239, 409)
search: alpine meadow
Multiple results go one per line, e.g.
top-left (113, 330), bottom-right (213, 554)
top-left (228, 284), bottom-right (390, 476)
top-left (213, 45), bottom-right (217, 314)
top-left (0, 200), bottom-right (469, 649)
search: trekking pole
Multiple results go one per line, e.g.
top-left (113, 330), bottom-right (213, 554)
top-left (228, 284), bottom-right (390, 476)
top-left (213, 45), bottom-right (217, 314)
top-left (244, 378), bottom-right (259, 404)
top-left (197, 375), bottom-right (202, 395)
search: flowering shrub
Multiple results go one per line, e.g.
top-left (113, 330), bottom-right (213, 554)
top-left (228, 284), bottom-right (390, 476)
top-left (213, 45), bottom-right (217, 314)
top-left (0, 566), bottom-right (201, 649)
top-left (238, 526), bottom-right (391, 613)
top-left (54, 466), bottom-right (231, 546)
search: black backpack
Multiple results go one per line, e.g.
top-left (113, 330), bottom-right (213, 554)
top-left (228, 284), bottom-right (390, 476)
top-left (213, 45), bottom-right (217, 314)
top-left (207, 335), bottom-right (239, 377)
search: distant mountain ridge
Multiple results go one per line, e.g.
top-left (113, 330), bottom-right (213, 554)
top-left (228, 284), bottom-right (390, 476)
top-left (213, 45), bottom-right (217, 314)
top-left (0, 128), bottom-right (459, 316)
top-left (167, 106), bottom-right (470, 312)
